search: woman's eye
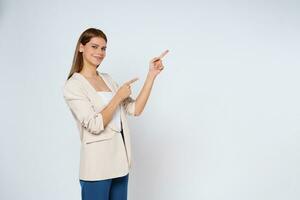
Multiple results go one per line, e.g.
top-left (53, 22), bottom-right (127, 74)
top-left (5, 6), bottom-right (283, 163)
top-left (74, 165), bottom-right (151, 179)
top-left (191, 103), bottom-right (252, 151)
top-left (102, 48), bottom-right (106, 51)
top-left (92, 46), bottom-right (97, 49)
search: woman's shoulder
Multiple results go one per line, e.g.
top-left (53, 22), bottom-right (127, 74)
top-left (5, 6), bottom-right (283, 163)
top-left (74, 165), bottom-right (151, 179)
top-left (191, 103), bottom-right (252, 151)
top-left (63, 73), bottom-right (84, 94)
top-left (64, 74), bottom-right (81, 86)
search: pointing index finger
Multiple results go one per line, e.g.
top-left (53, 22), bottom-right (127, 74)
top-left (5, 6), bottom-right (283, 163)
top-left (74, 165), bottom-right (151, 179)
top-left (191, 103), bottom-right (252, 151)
top-left (125, 77), bottom-right (139, 85)
top-left (158, 49), bottom-right (169, 59)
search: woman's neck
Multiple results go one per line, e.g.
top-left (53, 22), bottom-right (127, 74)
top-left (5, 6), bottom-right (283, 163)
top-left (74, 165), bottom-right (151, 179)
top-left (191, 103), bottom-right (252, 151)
top-left (80, 64), bottom-right (99, 78)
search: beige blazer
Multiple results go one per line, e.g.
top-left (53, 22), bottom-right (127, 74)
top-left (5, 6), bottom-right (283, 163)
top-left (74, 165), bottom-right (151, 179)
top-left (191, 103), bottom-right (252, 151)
top-left (63, 71), bottom-right (136, 181)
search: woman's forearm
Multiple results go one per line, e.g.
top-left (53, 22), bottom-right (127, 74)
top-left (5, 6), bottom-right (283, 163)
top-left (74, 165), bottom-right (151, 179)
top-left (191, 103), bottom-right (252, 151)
top-left (100, 95), bottom-right (122, 127)
top-left (134, 73), bottom-right (156, 116)
top-left (100, 77), bottom-right (139, 126)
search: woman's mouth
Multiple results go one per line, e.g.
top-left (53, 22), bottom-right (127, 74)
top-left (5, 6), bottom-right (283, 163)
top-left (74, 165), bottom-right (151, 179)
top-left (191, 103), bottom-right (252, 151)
top-left (93, 55), bottom-right (103, 61)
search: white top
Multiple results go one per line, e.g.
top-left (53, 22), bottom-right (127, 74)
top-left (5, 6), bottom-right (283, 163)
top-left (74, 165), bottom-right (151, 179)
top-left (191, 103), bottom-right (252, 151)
top-left (97, 91), bottom-right (121, 132)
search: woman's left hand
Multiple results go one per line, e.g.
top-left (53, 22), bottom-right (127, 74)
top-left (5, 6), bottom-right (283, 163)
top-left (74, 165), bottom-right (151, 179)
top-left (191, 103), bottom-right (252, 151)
top-left (148, 50), bottom-right (169, 77)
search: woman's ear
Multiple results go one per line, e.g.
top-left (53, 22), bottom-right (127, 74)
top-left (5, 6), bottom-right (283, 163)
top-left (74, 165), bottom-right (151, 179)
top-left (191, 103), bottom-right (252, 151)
top-left (79, 43), bottom-right (84, 53)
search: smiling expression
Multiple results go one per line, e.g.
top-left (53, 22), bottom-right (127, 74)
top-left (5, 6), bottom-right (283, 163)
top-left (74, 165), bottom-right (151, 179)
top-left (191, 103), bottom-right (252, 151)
top-left (79, 37), bottom-right (107, 67)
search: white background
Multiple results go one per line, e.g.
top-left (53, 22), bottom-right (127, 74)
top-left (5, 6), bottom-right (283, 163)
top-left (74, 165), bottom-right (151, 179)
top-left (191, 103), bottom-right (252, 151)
top-left (0, 0), bottom-right (299, 199)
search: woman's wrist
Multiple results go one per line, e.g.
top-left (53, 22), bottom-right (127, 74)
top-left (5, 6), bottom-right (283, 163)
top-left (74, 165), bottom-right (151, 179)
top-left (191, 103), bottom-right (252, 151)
top-left (147, 72), bottom-right (157, 81)
top-left (113, 93), bottom-right (123, 104)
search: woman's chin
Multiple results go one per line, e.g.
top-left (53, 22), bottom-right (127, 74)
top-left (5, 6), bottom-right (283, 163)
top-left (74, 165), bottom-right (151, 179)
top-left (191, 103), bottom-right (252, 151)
top-left (85, 58), bottom-right (103, 67)
top-left (90, 61), bottom-right (102, 67)
top-left (94, 59), bottom-right (103, 65)
top-left (96, 61), bottom-right (102, 66)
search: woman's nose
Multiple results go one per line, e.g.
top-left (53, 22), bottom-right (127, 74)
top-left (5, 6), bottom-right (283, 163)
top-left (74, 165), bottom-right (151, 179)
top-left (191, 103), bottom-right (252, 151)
top-left (100, 50), bottom-right (106, 55)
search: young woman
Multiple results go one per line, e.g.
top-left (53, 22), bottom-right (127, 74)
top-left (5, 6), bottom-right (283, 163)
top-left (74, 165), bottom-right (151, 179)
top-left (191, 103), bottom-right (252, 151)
top-left (63, 28), bottom-right (168, 200)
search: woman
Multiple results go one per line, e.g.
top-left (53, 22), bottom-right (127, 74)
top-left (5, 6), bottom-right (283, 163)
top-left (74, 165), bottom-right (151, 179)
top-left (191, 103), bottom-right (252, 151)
top-left (63, 28), bottom-right (168, 200)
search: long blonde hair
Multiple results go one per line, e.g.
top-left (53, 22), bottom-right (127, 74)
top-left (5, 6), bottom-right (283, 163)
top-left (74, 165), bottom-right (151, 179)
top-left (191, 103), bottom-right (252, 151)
top-left (67, 28), bottom-right (107, 80)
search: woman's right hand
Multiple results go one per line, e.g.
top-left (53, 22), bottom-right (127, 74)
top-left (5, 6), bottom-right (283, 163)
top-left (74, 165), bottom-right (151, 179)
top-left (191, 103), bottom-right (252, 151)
top-left (116, 78), bottom-right (139, 101)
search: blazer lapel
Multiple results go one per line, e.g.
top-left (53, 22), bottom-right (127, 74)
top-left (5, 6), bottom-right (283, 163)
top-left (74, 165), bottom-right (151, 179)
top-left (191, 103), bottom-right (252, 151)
top-left (72, 72), bottom-right (107, 114)
top-left (98, 72), bottom-right (116, 93)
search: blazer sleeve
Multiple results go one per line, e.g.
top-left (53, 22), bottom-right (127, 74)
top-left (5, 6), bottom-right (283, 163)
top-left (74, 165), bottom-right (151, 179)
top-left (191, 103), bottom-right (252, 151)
top-left (105, 74), bottom-right (136, 116)
top-left (63, 79), bottom-right (105, 135)
top-left (122, 96), bottom-right (136, 116)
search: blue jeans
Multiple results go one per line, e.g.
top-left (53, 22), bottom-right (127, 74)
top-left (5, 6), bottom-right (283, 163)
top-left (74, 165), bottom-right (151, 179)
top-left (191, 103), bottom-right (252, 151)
top-left (79, 173), bottom-right (129, 200)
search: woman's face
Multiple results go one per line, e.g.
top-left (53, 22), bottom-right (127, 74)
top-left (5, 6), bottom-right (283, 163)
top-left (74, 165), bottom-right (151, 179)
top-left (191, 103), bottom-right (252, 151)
top-left (79, 37), bottom-right (107, 67)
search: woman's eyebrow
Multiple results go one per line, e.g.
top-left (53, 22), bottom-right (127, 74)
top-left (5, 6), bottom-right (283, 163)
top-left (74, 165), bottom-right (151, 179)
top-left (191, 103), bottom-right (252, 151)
top-left (91, 43), bottom-right (106, 48)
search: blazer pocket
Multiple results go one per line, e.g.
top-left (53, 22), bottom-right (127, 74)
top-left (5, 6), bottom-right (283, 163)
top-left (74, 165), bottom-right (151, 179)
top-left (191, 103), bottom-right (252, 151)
top-left (83, 129), bottom-right (115, 144)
